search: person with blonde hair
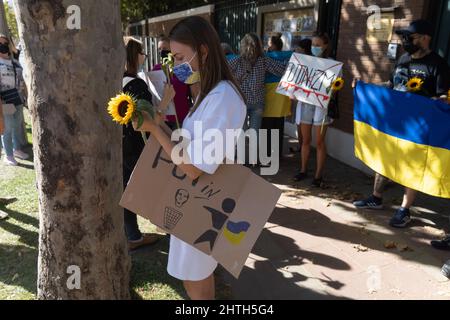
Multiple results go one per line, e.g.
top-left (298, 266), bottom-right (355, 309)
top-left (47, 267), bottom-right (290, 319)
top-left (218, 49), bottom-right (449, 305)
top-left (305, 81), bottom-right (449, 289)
top-left (229, 33), bottom-right (287, 132)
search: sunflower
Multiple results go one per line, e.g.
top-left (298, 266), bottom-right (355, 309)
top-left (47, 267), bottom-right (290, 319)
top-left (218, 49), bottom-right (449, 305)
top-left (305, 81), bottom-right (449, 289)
top-left (406, 77), bottom-right (424, 92)
top-left (107, 93), bottom-right (136, 125)
top-left (331, 77), bottom-right (345, 92)
top-left (447, 89), bottom-right (450, 102)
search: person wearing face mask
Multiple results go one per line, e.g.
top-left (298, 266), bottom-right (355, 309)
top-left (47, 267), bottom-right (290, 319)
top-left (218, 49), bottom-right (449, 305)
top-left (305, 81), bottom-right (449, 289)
top-left (152, 36), bottom-right (190, 130)
top-left (353, 20), bottom-right (450, 228)
top-left (122, 37), bottom-right (169, 250)
top-left (158, 36), bottom-right (171, 62)
top-left (294, 32), bottom-right (336, 188)
top-left (134, 16), bottom-right (246, 300)
top-left (0, 34), bottom-right (29, 166)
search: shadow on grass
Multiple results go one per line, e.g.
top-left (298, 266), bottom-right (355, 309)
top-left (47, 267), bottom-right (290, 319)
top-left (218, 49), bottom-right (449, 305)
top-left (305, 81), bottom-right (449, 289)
top-left (0, 206), bottom-right (39, 229)
top-left (0, 243), bottom-right (38, 296)
top-left (0, 208), bottom-right (38, 248)
top-left (129, 236), bottom-right (189, 300)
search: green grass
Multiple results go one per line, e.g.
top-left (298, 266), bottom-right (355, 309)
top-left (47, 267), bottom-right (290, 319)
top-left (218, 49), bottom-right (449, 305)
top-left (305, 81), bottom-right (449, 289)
top-left (0, 113), bottom-right (188, 300)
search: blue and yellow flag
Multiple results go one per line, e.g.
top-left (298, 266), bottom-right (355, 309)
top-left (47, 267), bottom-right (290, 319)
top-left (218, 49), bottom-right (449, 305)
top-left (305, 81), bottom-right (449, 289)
top-left (354, 82), bottom-right (450, 199)
top-left (264, 51), bottom-right (293, 118)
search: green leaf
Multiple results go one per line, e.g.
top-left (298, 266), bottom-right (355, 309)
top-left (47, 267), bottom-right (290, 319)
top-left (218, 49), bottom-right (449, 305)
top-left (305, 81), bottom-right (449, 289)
top-left (136, 112), bottom-right (144, 130)
top-left (137, 99), bottom-right (152, 110)
top-left (136, 100), bottom-right (155, 119)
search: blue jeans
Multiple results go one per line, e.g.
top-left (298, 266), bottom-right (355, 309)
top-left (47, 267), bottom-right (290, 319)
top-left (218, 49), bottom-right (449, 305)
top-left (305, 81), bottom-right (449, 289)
top-left (245, 103), bottom-right (264, 131)
top-left (244, 103), bottom-right (264, 164)
top-left (1, 105), bottom-right (24, 157)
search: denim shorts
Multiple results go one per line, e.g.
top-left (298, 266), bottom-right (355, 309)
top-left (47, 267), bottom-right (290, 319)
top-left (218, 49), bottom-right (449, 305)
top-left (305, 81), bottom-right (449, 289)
top-left (296, 102), bottom-right (333, 126)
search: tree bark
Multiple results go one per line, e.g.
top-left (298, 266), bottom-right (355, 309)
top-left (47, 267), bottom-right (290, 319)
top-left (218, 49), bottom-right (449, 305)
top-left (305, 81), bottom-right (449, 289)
top-left (14, 0), bottom-right (131, 299)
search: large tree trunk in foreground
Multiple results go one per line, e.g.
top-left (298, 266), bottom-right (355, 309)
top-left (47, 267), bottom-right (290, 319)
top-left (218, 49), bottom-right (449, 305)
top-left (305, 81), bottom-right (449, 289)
top-left (14, 0), bottom-right (130, 299)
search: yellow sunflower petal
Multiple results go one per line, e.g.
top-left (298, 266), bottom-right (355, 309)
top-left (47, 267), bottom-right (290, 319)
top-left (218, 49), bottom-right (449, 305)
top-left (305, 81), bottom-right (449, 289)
top-left (107, 93), bottom-right (137, 125)
top-left (331, 77), bottom-right (345, 91)
top-left (406, 77), bottom-right (424, 92)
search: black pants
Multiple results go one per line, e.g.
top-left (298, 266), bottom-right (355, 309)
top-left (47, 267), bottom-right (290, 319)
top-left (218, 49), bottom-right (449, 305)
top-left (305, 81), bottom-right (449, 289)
top-left (123, 165), bottom-right (142, 241)
top-left (261, 117), bottom-right (285, 161)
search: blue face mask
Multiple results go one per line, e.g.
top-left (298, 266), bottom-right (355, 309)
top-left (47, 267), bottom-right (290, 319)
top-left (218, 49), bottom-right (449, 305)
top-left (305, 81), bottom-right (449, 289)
top-left (311, 46), bottom-right (324, 57)
top-left (173, 53), bottom-right (200, 84)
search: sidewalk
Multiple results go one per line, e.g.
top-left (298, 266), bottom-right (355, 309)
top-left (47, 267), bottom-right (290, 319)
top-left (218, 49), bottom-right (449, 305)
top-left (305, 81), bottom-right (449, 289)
top-left (220, 138), bottom-right (450, 300)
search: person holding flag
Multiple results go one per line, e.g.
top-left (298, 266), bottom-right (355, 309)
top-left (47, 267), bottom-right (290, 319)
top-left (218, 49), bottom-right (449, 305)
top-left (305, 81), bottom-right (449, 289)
top-left (353, 20), bottom-right (450, 228)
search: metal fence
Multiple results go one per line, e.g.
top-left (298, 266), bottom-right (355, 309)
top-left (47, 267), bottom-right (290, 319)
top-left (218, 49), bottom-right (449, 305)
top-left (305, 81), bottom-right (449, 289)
top-left (214, 0), bottom-right (283, 53)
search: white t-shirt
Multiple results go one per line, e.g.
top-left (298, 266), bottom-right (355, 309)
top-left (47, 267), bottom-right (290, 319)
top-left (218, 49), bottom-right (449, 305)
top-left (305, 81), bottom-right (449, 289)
top-left (167, 80), bottom-right (246, 281)
top-left (183, 80), bottom-right (246, 174)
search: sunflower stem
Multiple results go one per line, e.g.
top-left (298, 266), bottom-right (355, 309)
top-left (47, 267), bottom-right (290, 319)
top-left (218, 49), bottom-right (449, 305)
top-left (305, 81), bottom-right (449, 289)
top-left (141, 132), bottom-right (147, 145)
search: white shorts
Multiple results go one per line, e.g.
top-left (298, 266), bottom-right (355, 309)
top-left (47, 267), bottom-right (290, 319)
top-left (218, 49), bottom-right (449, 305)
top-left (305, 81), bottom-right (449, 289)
top-left (167, 235), bottom-right (218, 281)
top-left (295, 101), bottom-right (333, 126)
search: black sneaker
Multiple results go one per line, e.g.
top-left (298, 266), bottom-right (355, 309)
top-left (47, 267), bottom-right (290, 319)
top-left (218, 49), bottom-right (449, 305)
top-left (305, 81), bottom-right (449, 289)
top-left (431, 236), bottom-right (450, 251)
top-left (311, 177), bottom-right (323, 188)
top-left (353, 195), bottom-right (384, 210)
top-left (389, 208), bottom-right (412, 228)
top-left (293, 172), bottom-right (307, 182)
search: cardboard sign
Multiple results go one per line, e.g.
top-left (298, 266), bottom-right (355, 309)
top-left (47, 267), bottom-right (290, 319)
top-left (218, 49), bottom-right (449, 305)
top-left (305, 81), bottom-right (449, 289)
top-left (276, 53), bottom-right (343, 109)
top-left (120, 135), bottom-right (282, 278)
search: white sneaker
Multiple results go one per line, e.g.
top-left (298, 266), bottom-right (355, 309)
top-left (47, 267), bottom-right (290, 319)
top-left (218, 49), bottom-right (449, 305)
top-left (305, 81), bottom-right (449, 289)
top-left (4, 156), bottom-right (18, 166)
top-left (14, 150), bottom-right (29, 160)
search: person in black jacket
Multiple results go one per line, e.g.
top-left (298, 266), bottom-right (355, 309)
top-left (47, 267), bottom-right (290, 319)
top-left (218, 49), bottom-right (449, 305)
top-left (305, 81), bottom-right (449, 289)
top-left (122, 37), bottom-right (163, 250)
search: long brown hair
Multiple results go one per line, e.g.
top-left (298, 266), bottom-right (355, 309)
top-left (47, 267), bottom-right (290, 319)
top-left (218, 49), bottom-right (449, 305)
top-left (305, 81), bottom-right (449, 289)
top-left (312, 32), bottom-right (332, 58)
top-left (169, 16), bottom-right (244, 114)
top-left (124, 36), bottom-right (143, 76)
top-left (240, 33), bottom-right (264, 65)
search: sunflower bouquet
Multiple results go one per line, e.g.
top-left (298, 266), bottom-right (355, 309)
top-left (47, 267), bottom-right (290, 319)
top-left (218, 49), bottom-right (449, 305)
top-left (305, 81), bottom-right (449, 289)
top-left (107, 93), bottom-right (155, 143)
top-left (321, 77), bottom-right (345, 133)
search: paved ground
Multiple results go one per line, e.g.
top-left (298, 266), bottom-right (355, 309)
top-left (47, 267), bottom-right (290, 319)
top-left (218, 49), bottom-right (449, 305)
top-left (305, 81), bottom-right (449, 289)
top-left (221, 138), bottom-right (450, 300)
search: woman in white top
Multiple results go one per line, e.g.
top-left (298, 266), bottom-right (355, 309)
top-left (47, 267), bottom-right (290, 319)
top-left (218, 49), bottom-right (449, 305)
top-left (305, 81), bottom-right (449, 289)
top-left (134, 16), bottom-right (246, 300)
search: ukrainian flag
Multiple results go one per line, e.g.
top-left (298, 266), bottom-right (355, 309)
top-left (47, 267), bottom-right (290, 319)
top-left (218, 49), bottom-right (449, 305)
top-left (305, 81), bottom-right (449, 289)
top-left (223, 221), bottom-right (251, 245)
top-left (354, 82), bottom-right (450, 199)
top-left (264, 51), bottom-right (293, 118)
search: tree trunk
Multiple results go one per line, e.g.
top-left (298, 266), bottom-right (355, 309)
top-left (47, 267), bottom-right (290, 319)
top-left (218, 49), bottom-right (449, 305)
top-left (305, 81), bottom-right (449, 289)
top-left (14, 0), bottom-right (131, 299)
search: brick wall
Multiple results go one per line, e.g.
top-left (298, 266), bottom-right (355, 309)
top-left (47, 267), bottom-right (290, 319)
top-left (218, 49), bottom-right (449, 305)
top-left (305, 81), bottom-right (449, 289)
top-left (334, 0), bottom-right (428, 134)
